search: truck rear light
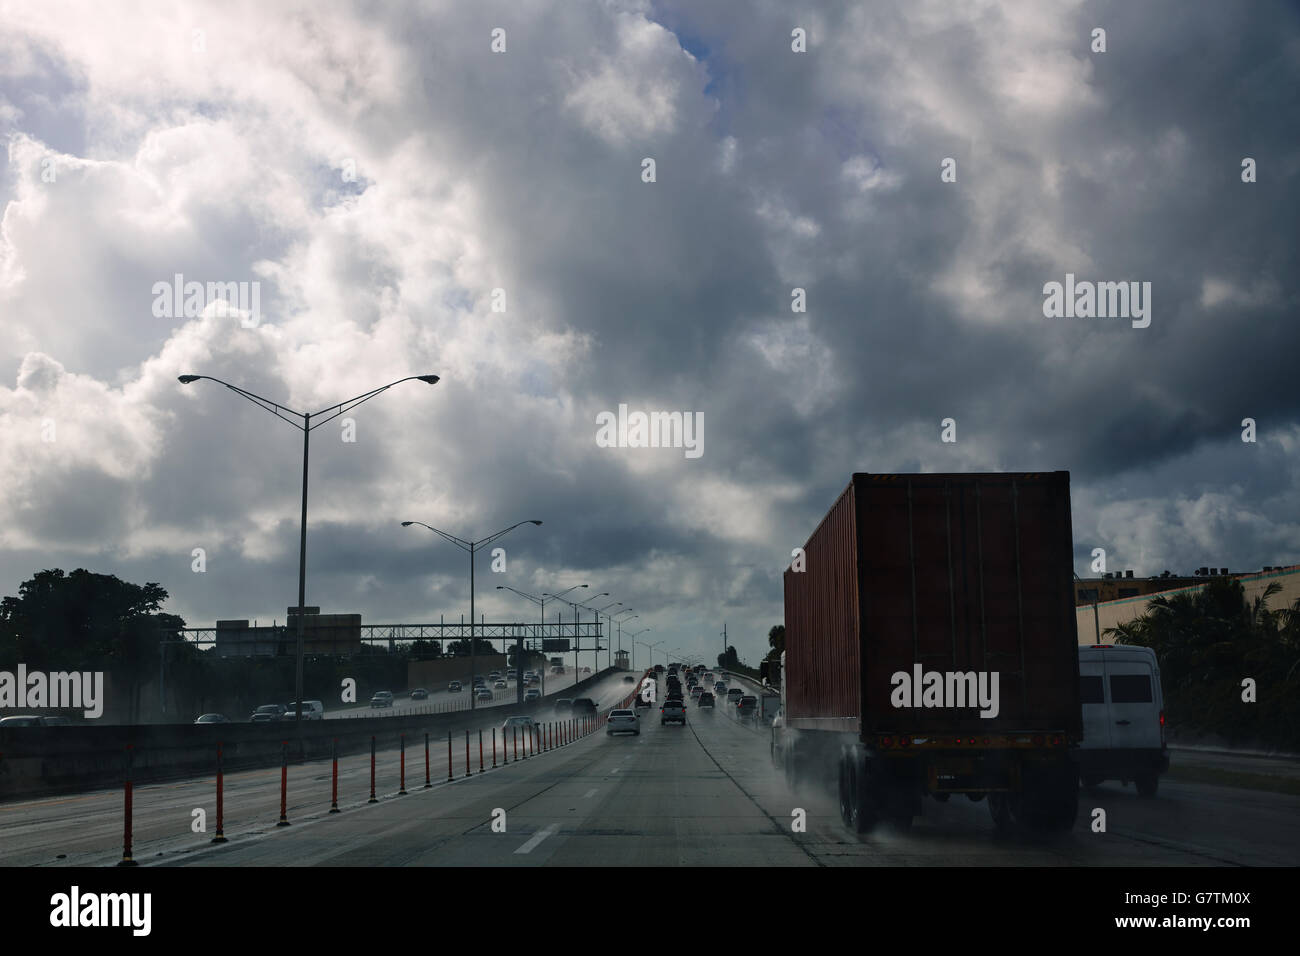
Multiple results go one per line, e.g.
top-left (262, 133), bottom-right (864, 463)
top-left (880, 735), bottom-right (894, 748)
top-left (899, 737), bottom-right (911, 747)
top-left (1032, 735), bottom-right (1044, 746)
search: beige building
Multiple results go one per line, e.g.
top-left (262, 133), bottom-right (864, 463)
top-left (1076, 565), bottom-right (1300, 644)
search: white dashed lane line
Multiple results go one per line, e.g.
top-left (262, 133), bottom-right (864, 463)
top-left (514, 824), bottom-right (558, 855)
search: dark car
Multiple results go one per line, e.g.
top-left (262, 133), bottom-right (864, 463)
top-left (661, 699), bottom-right (687, 726)
top-left (410, 688), bottom-right (429, 700)
top-left (250, 704), bottom-right (286, 722)
top-left (194, 713), bottom-right (230, 724)
top-left (554, 698), bottom-right (574, 713)
top-left (570, 698), bottom-right (597, 715)
top-left (698, 692), bottom-right (715, 708)
top-left (736, 695), bottom-right (758, 718)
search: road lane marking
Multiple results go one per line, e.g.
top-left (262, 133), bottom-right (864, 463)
top-left (514, 823), bottom-right (558, 855)
top-left (583, 788), bottom-right (598, 798)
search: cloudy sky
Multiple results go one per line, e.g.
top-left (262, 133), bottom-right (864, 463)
top-left (1, 0), bottom-right (1297, 666)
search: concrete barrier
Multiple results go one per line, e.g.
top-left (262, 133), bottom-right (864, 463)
top-left (0, 668), bottom-right (622, 800)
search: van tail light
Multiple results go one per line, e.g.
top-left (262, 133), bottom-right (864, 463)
top-left (1159, 710), bottom-right (1166, 745)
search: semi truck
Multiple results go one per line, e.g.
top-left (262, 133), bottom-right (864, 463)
top-left (772, 472), bottom-right (1082, 833)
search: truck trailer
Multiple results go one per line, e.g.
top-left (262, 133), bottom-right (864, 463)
top-left (773, 472), bottom-right (1082, 833)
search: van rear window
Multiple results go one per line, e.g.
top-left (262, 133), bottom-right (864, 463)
top-left (1110, 674), bottom-right (1153, 703)
top-left (1080, 676), bottom-right (1104, 703)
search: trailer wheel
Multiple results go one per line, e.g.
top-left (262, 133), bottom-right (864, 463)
top-left (839, 749), bottom-right (879, 834)
top-left (988, 792), bottom-right (1018, 832)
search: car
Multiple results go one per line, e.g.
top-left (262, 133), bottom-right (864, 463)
top-left (250, 704), bottom-right (286, 722)
top-left (570, 697), bottom-right (597, 715)
top-left (554, 698), bottom-right (573, 713)
top-left (607, 709), bottom-right (640, 736)
top-left (726, 688), bottom-right (744, 704)
top-left (704, 673), bottom-right (714, 682)
top-left (475, 688), bottom-right (493, 702)
top-left (0, 715), bottom-right (49, 726)
top-left (623, 675), bottom-right (636, 683)
top-left (284, 699), bottom-right (325, 720)
top-left (736, 695), bottom-right (758, 719)
top-left (654, 664), bottom-right (665, 673)
top-left (410, 688), bottom-right (429, 700)
top-left (472, 676), bottom-right (486, 687)
top-left (490, 670), bottom-right (501, 680)
top-left (582, 666), bottom-right (591, 673)
top-left (550, 665), bottom-right (565, 675)
top-left (501, 715), bottom-right (536, 734)
top-left (193, 713), bottom-right (230, 724)
top-left (494, 679), bottom-right (508, 689)
top-left (689, 685), bottom-right (703, 698)
top-left (1077, 644), bottom-right (1169, 797)
top-left (523, 688), bottom-right (542, 702)
top-left (448, 680), bottom-right (463, 692)
top-left (634, 691), bottom-right (653, 708)
top-left (42, 716), bottom-right (72, 726)
top-left (697, 692), bottom-right (714, 708)
top-left (661, 700), bottom-right (687, 726)
top-left (370, 691), bottom-right (394, 709)
top-left (714, 681), bottom-right (727, 694)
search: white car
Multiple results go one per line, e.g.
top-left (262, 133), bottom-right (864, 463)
top-left (369, 691), bottom-right (394, 709)
top-left (494, 679), bottom-right (508, 689)
top-left (1077, 644), bottom-right (1168, 796)
top-left (475, 688), bottom-right (493, 702)
top-left (502, 716), bottom-right (536, 734)
top-left (606, 709), bottom-right (640, 736)
top-left (284, 699), bottom-right (325, 720)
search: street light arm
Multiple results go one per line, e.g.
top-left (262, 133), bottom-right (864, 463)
top-left (401, 520), bottom-right (473, 551)
top-left (495, 585), bottom-right (543, 606)
top-left (478, 519), bottom-right (544, 548)
top-left (306, 375), bottom-right (439, 430)
top-left (178, 374), bottom-right (306, 431)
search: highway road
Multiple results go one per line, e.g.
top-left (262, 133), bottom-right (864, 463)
top-left (3, 672), bottom-right (1295, 866)
top-left (324, 669), bottom-right (600, 719)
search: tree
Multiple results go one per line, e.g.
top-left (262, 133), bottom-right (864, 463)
top-left (766, 624), bottom-right (785, 661)
top-left (408, 639), bottom-right (442, 660)
top-left (0, 568), bottom-right (186, 722)
top-left (717, 645), bottom-right (740, 669)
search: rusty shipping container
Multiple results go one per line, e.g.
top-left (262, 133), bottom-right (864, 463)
top-left (783, 472), bottom-right (1081, 739)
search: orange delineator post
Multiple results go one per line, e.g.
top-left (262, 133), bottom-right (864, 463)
top-left (479, 730), bottom-right (484, 773)
top-left (118, 744), bottom-right (136, 866)
top-left (424, 733), bottom-right (432, 789)
top-left (513, 726), bottom-right (518, 761)
top-left (329, 739), bottom-right (340, 813)
top-left (214, 742), bottom-right (230, 839)
top-left (447, 731), bottom-right (453, 781)
top-left (369, 736), bottom-right (378, 803)
top-left (465, 730), bottom-right (472, 776)
top-left (399, 734), bottom-right (407, 795)
top-left (277, 740), bottom-right (291, 826)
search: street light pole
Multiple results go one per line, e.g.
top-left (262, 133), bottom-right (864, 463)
top-left (179, 372), bottom-right (439, 727)
top-left (496, 583), bottom-right (587, 698)
top-left (403, 519), bottom-right (543, 710)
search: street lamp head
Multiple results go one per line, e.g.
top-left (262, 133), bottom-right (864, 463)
top-left (401, 521), bottom-right (415, 527)
top-left (416, 375), bottom-right (440, 384)
top-left (529, 520), bottom-right (543, 526)
top-left (177, 375), bottom-right (200, 384)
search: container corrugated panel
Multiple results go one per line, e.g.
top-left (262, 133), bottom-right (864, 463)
top-left (785, 472), bottom-right (1081, 739)
top-left (784, 479), bottom-right (862, 733)
top-left (857, 472), bottom-right (1080, 737)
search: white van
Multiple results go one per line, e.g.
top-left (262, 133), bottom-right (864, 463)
top-left (1076, 645), bottom-right (1169, 796)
